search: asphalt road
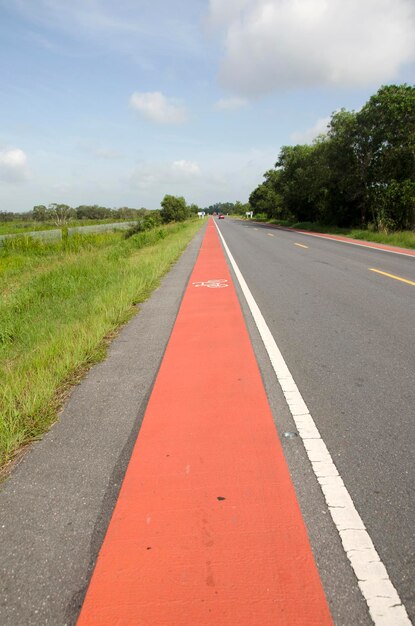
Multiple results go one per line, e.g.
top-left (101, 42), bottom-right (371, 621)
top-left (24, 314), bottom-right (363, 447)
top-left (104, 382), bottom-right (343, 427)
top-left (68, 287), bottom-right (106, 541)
top-left (1, 218), bottom-right (413, 625)
top-left (216, 218), bottom-right (415, 623)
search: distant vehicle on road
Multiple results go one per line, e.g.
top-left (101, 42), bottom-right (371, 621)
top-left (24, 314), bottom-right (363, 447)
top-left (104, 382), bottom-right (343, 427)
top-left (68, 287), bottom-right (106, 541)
top-left (218, 214), bottom-right (225, 219)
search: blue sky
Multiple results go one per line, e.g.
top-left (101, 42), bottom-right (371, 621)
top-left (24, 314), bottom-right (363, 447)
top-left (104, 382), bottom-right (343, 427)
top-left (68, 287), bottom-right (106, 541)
top-left (1, 0), bottom-right (414, 212)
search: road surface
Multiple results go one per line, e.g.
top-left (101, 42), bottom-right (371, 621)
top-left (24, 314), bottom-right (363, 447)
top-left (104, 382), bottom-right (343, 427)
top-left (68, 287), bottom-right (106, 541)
top-left (216, 218), bottom-right (415, 624)
top-left (0, 218), bottom-right (413, 625)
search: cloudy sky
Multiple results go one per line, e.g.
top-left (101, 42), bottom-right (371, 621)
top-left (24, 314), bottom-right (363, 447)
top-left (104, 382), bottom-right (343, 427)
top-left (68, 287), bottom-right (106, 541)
top-left (1, 0), bottom-right (414, 212)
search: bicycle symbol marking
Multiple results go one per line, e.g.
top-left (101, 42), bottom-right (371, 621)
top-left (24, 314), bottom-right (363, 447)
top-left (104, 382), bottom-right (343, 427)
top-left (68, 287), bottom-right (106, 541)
top-left (192, 279), bottom-right (229, 289)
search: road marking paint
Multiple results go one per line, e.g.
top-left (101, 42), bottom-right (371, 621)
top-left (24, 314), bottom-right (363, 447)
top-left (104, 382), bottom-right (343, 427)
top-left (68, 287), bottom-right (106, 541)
top-left (369, 268), bottom-right (415, 287)
top-left (267, 232), bottom-right (274, 237)
top-left (294, 243), bottom-right (308, 249)
top-left (270, 227), bottom-right (415, 258)
top-left (192, 278), bottom-right (229, 288)
top-left (215, 222), bottom-right (411, 626)
top-left (77, 219), bottom-right (333, 626)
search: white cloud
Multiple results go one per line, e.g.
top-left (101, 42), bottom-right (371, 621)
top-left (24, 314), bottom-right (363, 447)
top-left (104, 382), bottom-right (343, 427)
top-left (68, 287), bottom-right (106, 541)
top-left (130, 91), bottom-right (187, 124)
top-left (208, 0), bottom-right (415, 94)
top-left (0, 148), bottom-right (29, 182)
top-left (214, 97), bottom-right (248, 111)
top-left (207, 0), bottom-right (255, 28)
top-left (131, 159), bottom-right (201, 190)
top-left (291, 116), bottom-right (330, 144)
top-left (128, 147), bottom-right (277, 208)
top-left (172, 160), bottom-right (201, 175)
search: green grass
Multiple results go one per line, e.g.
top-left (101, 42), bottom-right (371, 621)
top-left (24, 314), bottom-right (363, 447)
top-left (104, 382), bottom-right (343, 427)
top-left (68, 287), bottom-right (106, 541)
top-left (255, 218), bottom-right (415, 249)
top-left (0, 220), bottom-right (203, 469)
top-left (0, 218), bottom-right (133, 236)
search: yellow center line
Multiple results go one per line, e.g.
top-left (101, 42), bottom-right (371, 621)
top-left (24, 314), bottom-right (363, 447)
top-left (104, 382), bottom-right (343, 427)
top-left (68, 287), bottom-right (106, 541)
top-left (294, 243), bottom-right (308, 249)
top-left (267, 233), bottom-right (274, 237)
top-left (369, 268), bottom-right (415, 286)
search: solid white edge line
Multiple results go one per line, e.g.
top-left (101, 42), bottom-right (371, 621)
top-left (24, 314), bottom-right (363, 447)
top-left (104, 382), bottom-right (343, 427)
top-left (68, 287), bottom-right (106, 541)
top-left (215, 221), bottom-right (411, 626)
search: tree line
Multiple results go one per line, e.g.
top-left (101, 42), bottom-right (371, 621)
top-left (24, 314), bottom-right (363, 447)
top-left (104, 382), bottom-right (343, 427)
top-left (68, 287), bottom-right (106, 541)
top-left (204, 201), bottom-right (250, 215)
top-left (0, 204), bottom-right (150, 224)
top-left (249, 85), bottom-right (415, 232)
top-left (0, 198), bottom-right (204, 227)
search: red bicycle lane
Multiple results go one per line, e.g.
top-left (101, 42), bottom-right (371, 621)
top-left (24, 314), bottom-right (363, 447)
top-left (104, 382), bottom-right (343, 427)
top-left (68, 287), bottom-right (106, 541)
top-left (77, 219), bottom-right (333, 625)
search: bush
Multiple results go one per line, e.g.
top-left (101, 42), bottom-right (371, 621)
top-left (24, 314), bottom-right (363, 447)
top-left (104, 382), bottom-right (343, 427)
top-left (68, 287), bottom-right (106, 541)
top-left (160, 195), bottom-right (190, 223)
top-left (124, 212), bottom-right (162, 238)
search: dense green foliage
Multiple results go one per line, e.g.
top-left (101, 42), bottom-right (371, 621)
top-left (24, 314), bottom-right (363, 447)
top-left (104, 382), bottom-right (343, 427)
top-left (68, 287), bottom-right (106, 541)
top-left (159, 195), bottom-right (201, 223)
top-left (160, 195), bottom-right (189, 222)
top-left (125, 211), bottom-right (162, 237)
top-left (249, 85), bottom-right (415, 232)
top-left (0, 204), bottom-right (150, 226)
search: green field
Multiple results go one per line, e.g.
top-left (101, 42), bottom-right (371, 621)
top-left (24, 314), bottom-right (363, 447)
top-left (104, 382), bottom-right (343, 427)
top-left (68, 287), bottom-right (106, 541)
top-left (0, 219), bottom-right (203, 470)
top-left (0, 218), bottom-right (134, 236)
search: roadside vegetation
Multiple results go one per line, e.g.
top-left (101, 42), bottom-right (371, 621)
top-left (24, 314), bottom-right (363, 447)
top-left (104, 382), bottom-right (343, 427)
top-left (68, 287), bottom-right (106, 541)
top-left (0, 204), bottom-right (149, 235)
top-left (0, 197), bottom-right (204, 235)
top-left (0, 218), bottom-right (135, 236)
top-left (0, 216), bottom-right (203, 470)
top-left (248, 85), bottom-right (415, 244)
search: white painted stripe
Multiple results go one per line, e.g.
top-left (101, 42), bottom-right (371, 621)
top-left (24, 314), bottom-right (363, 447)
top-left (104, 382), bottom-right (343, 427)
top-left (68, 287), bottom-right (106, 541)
top-left (215, 222), bottom-right (411, 626)
top-left (271, 226), bottom-right (415, 258)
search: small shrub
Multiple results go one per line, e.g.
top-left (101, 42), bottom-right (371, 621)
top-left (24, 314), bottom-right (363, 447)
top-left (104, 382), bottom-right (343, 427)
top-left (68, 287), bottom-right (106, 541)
top-left (125, 213), bottom-right (162, 238)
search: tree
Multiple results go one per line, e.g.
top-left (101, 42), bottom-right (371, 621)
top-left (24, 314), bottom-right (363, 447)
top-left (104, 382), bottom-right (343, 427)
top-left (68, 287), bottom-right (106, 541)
top-left (356, 84), bottom-right (415, 230)
top-left (324, 109), bottom-right (365, 226)
top-left (0, 211), bottom-right (18, 222)
top-left (160, 195), bottom-right (189, 223)
top-left (274, 143), bottom-right (329, 223)
top-left (233, 200), bottom-right (251, 215)
top-left (48, 203), bottom-right (75, 226)
top-left (248, 84), bottom-right (415, 231)
top-left (249, 172), bottom-right (284, 219)
top-left (188, 203), bottom-right (201, 215)
top-left (75, 205), bottom-right (113, 220)
top-left (32, 205), bottom-right (49, 222)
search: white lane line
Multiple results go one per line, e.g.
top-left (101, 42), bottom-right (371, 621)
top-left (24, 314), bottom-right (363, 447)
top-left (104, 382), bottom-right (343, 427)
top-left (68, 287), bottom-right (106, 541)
top-left (215, 222), bottom-right (411, 626)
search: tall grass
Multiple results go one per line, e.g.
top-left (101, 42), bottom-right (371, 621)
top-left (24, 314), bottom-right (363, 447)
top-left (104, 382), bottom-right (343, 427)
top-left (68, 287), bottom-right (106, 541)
top-left (0, 220), bottom-right (203, 468)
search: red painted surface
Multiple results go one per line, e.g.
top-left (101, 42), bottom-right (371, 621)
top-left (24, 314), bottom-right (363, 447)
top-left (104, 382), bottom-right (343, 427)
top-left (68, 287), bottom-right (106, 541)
top-left (77, 220), bottom-right (333, 625)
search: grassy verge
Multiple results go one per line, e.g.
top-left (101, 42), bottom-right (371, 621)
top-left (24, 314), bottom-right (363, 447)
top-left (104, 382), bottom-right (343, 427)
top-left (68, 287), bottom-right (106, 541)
top-left (251, 216), bottom-right (415, 249)
top-left (0, 220), bottom-right (203, 469)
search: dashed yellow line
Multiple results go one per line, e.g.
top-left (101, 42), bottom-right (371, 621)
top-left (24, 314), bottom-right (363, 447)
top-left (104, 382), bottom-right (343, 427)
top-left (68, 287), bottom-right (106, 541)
top-left (295, 243), bottom-right (308, 249)
top-left (369, 268), bottom-right (415, 286)
top-left (267, 233), bottom-right (274, 237)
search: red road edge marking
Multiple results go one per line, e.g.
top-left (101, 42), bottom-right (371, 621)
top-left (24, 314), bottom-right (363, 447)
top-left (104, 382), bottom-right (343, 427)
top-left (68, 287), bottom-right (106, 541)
top-left (77, 220), bottom-right (333, 626)
top-left (262, 223), bottom-right (415, 257)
